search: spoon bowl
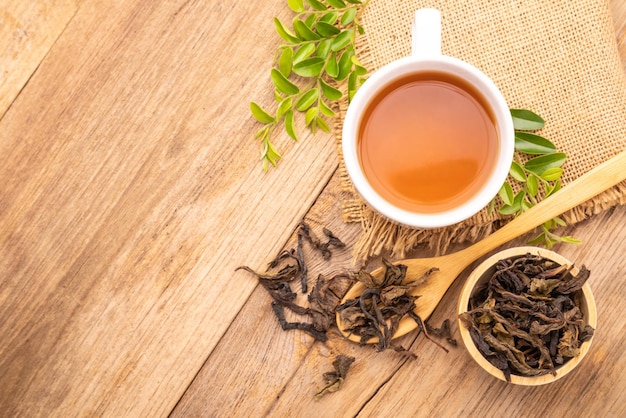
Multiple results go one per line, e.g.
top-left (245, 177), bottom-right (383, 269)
top-left (337, 150), bottom-right (626, 343)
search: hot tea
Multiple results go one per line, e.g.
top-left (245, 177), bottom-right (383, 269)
top-left (358, 71), bottom-right (499, 213)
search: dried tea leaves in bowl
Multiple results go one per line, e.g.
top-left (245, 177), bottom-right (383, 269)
top-left (459, 253), bottom-right (594, 382)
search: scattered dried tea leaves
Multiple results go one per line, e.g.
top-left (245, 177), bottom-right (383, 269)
top-left (459, 253), bottom-right (594, 382)
top-left (336, 259), bottom-right (450, 355)
top-left (239, 221), bottom-right (455, 398)
top-left (426, 319), bottom-right (457, 347)
top-left (315, 355), bottom-right (356, 399)
top-left (237, 220), bottom-right (352, 343)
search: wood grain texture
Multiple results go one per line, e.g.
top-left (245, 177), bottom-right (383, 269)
top-left (174, 1), bottom-right (626, 416)
top-left (175, 180), bottom-right (626, 417)
top-left (0, 0), bottom-right (624, 417)
top-left (0, 0), bottom-right (78, 118)
top-left (0, 0), bottom-right (338, 416)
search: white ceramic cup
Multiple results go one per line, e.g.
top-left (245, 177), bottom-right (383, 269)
top-left (342, 8), bottom-right (514, 229)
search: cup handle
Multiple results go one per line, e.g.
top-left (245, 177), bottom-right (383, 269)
top-left (412, 8), bottom-right (442, 57)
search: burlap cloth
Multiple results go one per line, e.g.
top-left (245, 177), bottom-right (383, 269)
top-left (336, 0), bottom-right (626, 261)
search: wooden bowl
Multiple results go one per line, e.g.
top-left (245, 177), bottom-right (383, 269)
top-left (457, 246), bottom-right (597, 385)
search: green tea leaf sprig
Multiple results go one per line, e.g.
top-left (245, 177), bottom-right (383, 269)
top-left (490, 109), bottom-right (581, 247)
top-left (251, 0), bottom-right (370, 170)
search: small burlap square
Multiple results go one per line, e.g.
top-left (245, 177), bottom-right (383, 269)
top-left (336, 0), bottom-right (626, 261)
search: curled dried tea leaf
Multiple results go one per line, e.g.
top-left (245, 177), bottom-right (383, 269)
top-left (315, 355), bottom-right (355, 399)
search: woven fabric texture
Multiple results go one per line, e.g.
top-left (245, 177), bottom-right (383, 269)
top-left (336, 0), bottom-right (626, 260)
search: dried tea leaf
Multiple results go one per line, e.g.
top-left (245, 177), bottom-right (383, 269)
top-left (315, 355), bottom-right (355, 399)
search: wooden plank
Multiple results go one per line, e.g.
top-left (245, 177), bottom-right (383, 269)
top-left (174, 1), bottom-right (626, 415)
top-left (0, 0), bottom-right (78, 118)
top-left (174, 170), bottom-right (626, 416)
top-left (172, 171), bottom-right (368, 417)
top-left (352, 207), bottom-right (626, 417)
top-left (0, 1), bottom-right (338, 416)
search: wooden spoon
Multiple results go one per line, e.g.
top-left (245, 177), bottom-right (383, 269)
top-left (337, 150), bottom-right (626, 343)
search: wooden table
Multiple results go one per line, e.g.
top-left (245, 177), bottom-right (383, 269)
top-left (1, 1), bottom-right (624, 416)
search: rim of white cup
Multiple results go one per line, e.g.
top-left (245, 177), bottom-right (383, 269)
top-left (342, 55), bottom-right (515, 229)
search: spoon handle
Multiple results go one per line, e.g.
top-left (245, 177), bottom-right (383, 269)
top-left (466, 150), bottom-right (626, 257)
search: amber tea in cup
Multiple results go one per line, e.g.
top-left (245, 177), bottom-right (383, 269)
top-left (342, 8), bottom-right (514, 228)
top-left (358, 71), bottom-right (499, 214)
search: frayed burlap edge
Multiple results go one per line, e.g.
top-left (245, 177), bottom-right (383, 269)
top-left (348, 184), bottom-right (626, 261)
top-left (334, 11), bottom-right (626, 262)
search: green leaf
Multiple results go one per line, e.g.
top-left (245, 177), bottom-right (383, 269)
top-left (287, 0), bottom-right (304, 12)
top-left (293, 43), bottom-right (316, 64)
top-left (285, 110), bottom-right (297, 141)
top-left (527, 232), bottom-right (548, 246)
top-left (319, 99), bottom-right (335, 117)
top-left (326, 0), bottom-right (346, 8)
top-left (255, 125), bottom-right (269, 139)
top-left (250, 102), bottom-right (275, 123)
top-left (524, 152), bottom-right (567, 175)
top-left (295, 88), bottom-right (319, 111)
top-left (274, 18), bottom-right (299, 44)
top-left (540, 167), bottom-right (563, 181)
top-left (499, 204), bottom-right (518, 216)
top-left (337, 47), bottom-right (354, 80)
top-left (341, 8), bottom-right (357, 25)
top-left (511, 109), bottom-right (545, 131)
top-left (317, 38), bottom-right (332, 58)
top-left (488, 198), bottom-right (496, 216)
top-left (304, 14), bottom-right (316, 28)
top-left (278, 47), bottom-right (293, 77)
top-left (293, 19), bottom-right (320, 41)
top-left (512, 190), bottom-right (525, 210)
top-left (263, 140), bottom-right (282, 167)
top-left (305, 107), bottom-right (319, 126)
top-left (560, 236), bottom-right (582, 244)
top-left (545, 179), bottom-right (562, 197)
top-left (305, 0), bottom-right (327, 10)
top-left (344, 0), bottom-right (362, 3)
top-left (348, 70), bottom-right (357, 101)
top-left (320, 79), bottom-right (342, 100)
top-left (325, 52), bottom-right (339, 78)
top-left (316, 116), bottom-right (331, 133)
top-left (498, 182), bottom-right (514, 205)
top-left (316, 21), bottom-right (341, 37)
top-left (270, 68), bottom-right (299, 96)
top-left (331, 29), bottom-right (354, 51)
top-left (354, 64), bottom-right (367, 76)
top-left (514, 132), bottom-right (556, 155)
top-left (527, 174), bottom-right (539, 197)
top-left (276, 97), bottom-right (293, 120)
top-left (509, 161), bottom-right (527, 182)
top-left (293, 57), bottom-right (325, 77)
top-left (320, 11), bottom-right (339, 25)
